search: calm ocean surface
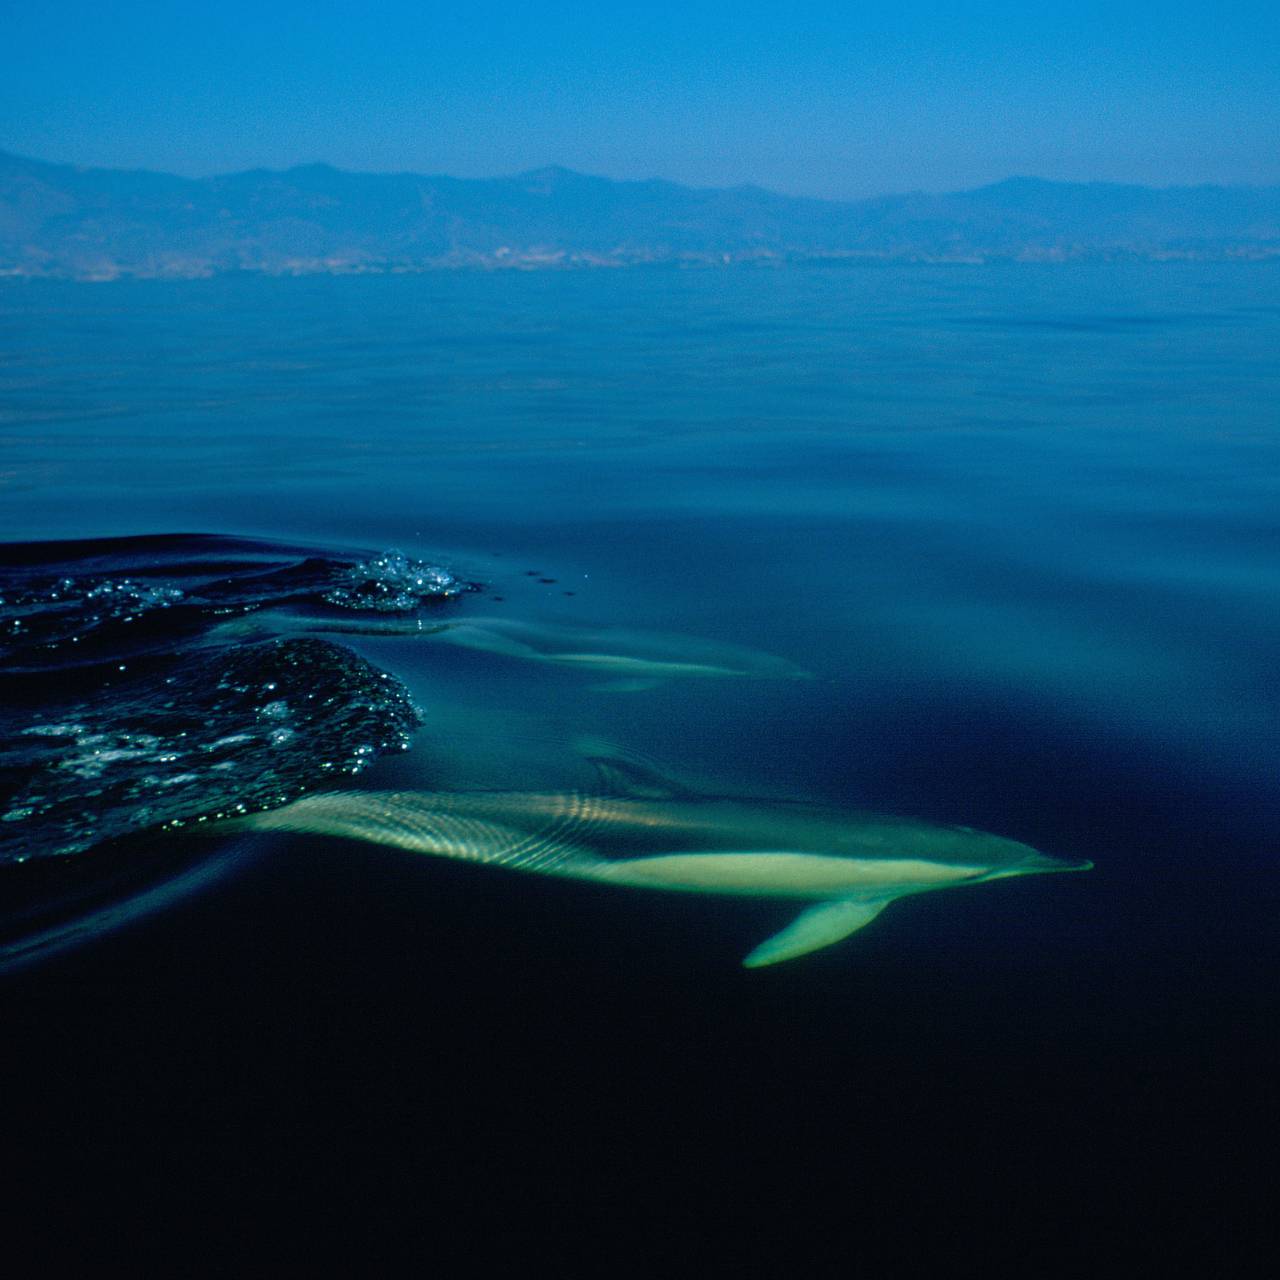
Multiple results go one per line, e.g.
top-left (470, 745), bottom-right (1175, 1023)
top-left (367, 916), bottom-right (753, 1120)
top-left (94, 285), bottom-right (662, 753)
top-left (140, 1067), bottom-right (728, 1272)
top-left (3, 264), bottom-right (1278, 1261)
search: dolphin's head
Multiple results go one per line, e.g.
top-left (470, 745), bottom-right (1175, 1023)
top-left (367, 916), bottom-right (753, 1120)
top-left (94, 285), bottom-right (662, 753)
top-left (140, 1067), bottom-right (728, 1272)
top-left (1022, 849), bottom-right (1094, 873)
top-left (982, 837), bottom-right (1094, 880)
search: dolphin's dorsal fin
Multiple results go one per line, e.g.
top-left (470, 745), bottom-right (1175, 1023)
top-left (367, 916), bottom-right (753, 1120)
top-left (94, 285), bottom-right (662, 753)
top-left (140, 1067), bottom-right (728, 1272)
top-left (579, 747), bottom-right (695, 801)
top-left (434, 622), bottom-right (542, 661)
top-left (742, 897), bottom-right (891, 968)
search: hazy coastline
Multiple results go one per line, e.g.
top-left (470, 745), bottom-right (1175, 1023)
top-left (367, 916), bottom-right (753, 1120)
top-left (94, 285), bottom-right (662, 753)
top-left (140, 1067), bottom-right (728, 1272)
top-left (4, 150), bottom-right (1278, 281)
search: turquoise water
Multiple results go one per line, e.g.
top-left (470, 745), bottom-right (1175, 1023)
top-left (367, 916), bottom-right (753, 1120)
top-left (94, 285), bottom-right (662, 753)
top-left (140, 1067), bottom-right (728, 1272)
top-left (3, 264), bottom-right (1278, 1260)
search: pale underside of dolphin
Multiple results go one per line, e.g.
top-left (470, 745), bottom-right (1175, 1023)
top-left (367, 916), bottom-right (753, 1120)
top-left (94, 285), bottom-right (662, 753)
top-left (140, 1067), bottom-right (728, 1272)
top-left (232, 755), bottom-right (1090, 967)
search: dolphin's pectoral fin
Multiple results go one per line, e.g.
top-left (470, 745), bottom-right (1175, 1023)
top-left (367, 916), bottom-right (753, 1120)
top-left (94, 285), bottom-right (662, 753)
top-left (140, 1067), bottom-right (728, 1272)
top-left (742, 898), bottom-right (890, 968)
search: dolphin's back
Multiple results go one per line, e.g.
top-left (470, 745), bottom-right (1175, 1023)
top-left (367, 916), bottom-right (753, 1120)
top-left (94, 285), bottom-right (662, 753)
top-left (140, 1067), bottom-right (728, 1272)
top-left (242, 790), bottom-right (603, 877)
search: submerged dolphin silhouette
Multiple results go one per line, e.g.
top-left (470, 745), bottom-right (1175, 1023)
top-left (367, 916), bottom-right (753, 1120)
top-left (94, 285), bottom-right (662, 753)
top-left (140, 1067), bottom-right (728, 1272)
top-left (234, 754), bottom-right (1090, 966)
top-left (427, 617), bottom-right (811, 688)
top-left (216, 613), bottom-right (810, 690)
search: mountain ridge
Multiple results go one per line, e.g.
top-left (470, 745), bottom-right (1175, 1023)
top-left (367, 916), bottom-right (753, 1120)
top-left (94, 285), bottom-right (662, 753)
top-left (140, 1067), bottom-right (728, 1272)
top-left (3, 150), bottom-right (1277, 279)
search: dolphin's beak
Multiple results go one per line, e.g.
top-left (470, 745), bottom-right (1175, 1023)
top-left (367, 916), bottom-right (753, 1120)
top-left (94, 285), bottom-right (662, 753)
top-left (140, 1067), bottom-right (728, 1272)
top-left (1027, 852), bottom-right (1093, 873)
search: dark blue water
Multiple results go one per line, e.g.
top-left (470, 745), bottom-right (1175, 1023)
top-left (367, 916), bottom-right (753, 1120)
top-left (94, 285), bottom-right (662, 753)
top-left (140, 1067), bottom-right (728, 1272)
top-left (2, 265), bottom-right (1277, 1265)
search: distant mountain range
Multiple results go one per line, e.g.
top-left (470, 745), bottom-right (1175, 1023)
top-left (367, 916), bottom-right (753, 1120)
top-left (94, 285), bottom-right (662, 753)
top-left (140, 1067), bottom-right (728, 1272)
top-left (2, 150), bottom-right (1278, 279)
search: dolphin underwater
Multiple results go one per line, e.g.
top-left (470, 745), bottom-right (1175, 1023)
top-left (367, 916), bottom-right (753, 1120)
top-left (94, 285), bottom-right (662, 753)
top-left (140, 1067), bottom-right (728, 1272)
top-left (218, 611), bottom-right (810, 690)
top-left (233, 754), bottom-right (1091, 967)
top-left (427, 617), bottom-right (811, 686)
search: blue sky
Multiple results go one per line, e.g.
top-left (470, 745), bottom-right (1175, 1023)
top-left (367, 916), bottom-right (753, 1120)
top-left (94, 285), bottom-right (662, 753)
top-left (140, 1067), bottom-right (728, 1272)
top-left (2, 1), bottom-right (1277, 197)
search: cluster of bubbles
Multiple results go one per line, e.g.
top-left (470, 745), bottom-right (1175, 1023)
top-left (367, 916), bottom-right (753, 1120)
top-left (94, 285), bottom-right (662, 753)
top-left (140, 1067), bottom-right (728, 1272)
top-left (2, 576), bottom-right (186, 643)
top-left (0, 536), bottom-right (476, 865)
top-left (322, 552), bottom-right (467, 613)
top-left (0, 638), bottom-right (421, 863)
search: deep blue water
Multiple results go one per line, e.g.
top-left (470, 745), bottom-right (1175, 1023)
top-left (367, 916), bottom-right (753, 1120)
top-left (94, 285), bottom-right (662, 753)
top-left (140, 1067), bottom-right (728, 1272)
top-left (2, 264), bottom-right (1278, 1264)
